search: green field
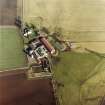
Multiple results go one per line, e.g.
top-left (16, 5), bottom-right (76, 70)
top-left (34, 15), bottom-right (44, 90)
top-left (0, 28), bottom-right (27, 71)
top-left (53, 51), bottom-right (103, 105)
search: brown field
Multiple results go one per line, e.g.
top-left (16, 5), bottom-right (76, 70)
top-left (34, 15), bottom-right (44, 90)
top-left (0, 0), bottom-right (17, 25)
top-left (0, 71), bottom-right (56, 105)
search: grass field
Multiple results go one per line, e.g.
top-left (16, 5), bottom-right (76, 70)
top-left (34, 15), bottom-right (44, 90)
top-left (0, 27), bottom-right (27, 71)
top-left (80, 58), bottom-right (105, 105)
top-left (23, 0), bottom-right (105, 34)
top-left (53, 51), bottom-right (103, 105)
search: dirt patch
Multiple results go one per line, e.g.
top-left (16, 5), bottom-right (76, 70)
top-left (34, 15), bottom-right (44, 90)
top-left (0, 0), bottom-right (17, 25)
top-left (0, 71), bottom-right (56, 105)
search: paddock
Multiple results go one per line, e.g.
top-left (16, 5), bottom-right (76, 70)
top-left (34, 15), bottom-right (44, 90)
top-left (0, 27), bottom-right (27, 71)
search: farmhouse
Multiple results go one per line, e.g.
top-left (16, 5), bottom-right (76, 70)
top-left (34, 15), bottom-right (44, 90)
top-left (24, 36), bottom-right (55, 66)
top-left (39, 36), bottom-right (55, 54)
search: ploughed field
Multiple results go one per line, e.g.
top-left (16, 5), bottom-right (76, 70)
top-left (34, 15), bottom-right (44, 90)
top-left (0, 0), bottom-right (17, 25)
top-left (0, 72), bottom-right (56, 105)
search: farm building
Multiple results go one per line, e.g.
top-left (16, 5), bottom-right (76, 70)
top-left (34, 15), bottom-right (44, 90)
top-left (39, 36), bottom-right (55, 54)
top-left (24, 36), bottom-right (55, 64)
top-left (1, 0), bottom-right (105, 105)
top-left (0, 0), bottom-right (56, 105)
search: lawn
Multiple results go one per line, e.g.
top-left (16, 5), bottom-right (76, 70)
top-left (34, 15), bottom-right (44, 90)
top-left (53, 51), bottom-right (102, 105)
top-left (0, 28), bottom-right (27, 71)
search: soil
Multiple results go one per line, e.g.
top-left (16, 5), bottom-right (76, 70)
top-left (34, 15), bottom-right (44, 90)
top-left (0, 71), bottom-right (56, 105)
top-left (0, 0), bottom-right (17, 25)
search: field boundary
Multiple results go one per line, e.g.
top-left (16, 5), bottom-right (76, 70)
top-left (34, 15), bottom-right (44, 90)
top-left (0, 26), bottom-right (17, 28)
top-left (0, 66), bottom-right (29, 77)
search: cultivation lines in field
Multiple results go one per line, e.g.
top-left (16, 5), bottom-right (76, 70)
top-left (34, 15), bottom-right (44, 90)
top-left (0, 28), bottom-right (27, 70)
